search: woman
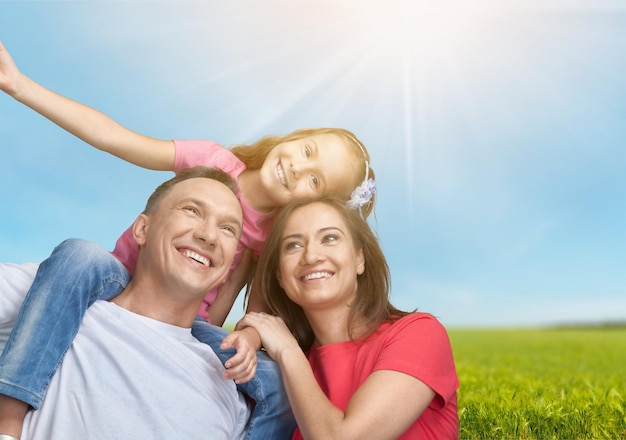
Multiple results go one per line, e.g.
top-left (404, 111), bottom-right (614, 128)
top-left (239, 196), bottom-right (459, 439)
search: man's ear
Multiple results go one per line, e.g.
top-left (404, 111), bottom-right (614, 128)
top-left (132, 213), bottom-right (150, 246)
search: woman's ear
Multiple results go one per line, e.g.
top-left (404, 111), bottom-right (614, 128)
top-left (276, 269), bottom-right (283, 288)
top-left (132, 213), bottom-right (150, 246)
top-left (356, 248), bottom-right (365, 275)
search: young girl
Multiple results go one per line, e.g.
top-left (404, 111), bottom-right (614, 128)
top-left (0, 41), bottom-right (376, 439)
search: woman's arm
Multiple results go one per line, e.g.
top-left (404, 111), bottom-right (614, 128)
top-left (240, 313), bottom-right (436, 440)
top-left (0, 41), bottom-right (174, 170)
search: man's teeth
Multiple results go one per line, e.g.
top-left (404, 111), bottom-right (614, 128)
top-left (277, 164), bottom-right (286, 186)
top-left (183, 250), bottom-right (211, 267)
top-left (303, 272), bottom-right (332, 281)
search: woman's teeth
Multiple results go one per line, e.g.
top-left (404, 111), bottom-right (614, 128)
top-left (303, 272), bottom-right (331, 281)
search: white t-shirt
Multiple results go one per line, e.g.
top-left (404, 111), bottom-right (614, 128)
top-left (21, 301), bottom-right (251, 439)
top-left (0, 262), bottom-right (38, 351)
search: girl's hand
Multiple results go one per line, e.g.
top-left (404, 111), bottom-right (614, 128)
top-left (0, 42), bottom-right (21, 96)
top-left (238, 312), bottom-right (301, 363)
top-left (0, 41), bottom-right (174, 170)
top-left (219, 327), bottom-right (259, 384)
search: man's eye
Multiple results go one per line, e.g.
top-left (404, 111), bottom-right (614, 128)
top-left (222, 225), bottom-right (237, 236)
top-left (185, 206), bottom-right (199, 215)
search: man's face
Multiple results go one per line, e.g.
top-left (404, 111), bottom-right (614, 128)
top-left (135, 177), bottom-right (243, 300)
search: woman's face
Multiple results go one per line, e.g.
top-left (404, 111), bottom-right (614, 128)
top-left (276, 202), bottom-right (365, 312)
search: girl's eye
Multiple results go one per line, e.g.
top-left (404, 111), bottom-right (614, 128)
top-left (311, 175), bottom-right (319, 188)
top-left (304, 145), bottom-right (312, 158)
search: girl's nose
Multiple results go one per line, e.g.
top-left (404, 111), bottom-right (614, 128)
top-left (291, 161), bottom-right (313, 181)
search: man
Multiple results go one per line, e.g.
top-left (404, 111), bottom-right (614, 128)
top-left (6, 166), bottom-right (252, 439)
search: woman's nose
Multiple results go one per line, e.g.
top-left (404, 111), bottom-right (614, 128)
top-left (301, 243), bottom-right (323, 264)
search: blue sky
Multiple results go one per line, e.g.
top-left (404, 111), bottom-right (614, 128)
top-left (1, 1), bottom-right (625, 328)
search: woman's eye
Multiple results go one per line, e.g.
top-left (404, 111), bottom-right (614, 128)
top-left (311, 175), bottom-right (319, 188)
top-left (305, 145), bottom-right (312, 158)
top-left (322, 234), bottom-right (338, 244)
top-left (284, 241), bottom-right (302, 251)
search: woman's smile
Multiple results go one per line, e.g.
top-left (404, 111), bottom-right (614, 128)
top-left (301, 271), bottom-right (333, 282)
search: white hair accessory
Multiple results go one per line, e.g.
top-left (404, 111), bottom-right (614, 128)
top-left (346, 135), bottom-right (375, 211)
top-left (347, 177), bottom-right (376, 210)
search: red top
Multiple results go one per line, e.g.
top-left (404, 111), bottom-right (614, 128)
top-left (292, 313), bottom-right (459, 440)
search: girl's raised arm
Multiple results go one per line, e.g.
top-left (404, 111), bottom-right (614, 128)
top-left (0, 41), bottom-right (174, 171)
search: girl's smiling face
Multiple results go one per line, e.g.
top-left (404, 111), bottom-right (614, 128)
top-left (260, 133), bottom-right (362, 208)
top-left (276, 201), bottom-right (365, 312)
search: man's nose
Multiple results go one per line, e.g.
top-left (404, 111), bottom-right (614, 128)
top-left (193, 223), bottom-right (217, 247)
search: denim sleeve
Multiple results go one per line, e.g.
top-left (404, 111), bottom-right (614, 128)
top-left (0, 239), bottom-right (130, 408)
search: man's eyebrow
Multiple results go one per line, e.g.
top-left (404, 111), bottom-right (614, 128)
top-left (181, 198), bottom-right (242, 226)
top-left (227, 215), bottom-right (244, 232)
top-left (180, 197), bottom-right (206, 208)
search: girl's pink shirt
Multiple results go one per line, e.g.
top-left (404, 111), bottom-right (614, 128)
top-left (111, 139), bottom-right (274, 321)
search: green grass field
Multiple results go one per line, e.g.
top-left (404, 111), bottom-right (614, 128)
top-left (449, 327), bottom-right (626, 439)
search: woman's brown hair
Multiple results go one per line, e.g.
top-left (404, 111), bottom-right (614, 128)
top-left (250, 196), bottom-right (409, 351)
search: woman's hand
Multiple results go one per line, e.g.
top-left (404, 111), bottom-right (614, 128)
top-left (238, 312), bottom-right (301, 363)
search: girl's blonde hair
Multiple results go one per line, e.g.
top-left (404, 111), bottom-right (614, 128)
top-left (230, 128), bottom-right (376, 218)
